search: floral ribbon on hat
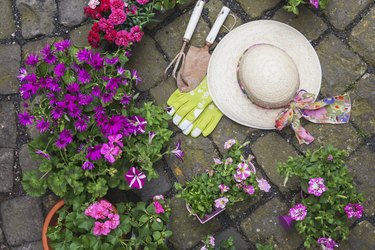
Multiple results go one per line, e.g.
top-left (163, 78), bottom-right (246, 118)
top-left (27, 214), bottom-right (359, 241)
top-left (275, 90), bottom-right (351, 144)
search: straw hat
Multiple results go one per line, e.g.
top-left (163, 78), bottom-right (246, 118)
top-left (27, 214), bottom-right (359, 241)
top-left (207, 20), bottom-right (321, 129)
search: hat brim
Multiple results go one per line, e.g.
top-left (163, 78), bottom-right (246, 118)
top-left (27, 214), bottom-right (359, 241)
top-left (207, 20), bottom-right (321, 129)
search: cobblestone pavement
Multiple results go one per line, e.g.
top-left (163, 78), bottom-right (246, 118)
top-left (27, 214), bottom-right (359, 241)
top-left (0, 0), bottom-right (374, 249)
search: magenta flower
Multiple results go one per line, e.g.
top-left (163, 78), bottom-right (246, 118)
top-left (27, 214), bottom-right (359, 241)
top-left (129, 115), bottom-right (147, 135)
top-left (214, 197), bottom-right (228, 209)
top-left (74, 118), bottom-right (88, 132)
top-left (309, 0), bottom-right (319, 8)
top-left (213, 158), bottom-right (222, 165)
top-left (17, 68), bottom-right (28, 82)
top-left (54, 63), bottom-right (66, 77)
top-left (224, 139), bottom-right (236, 149)
top-left (132, 69), bottom-right (142, 85)
top-left (40, 44), bottom-right (57, 64)
top-left (76, 48), bottom-right (91, 62)
top-left (317, 237), bottom-right (338, 250)
top-left (106, 213), bottom-right (120, 230)
top-left (25, 54), bottom-right (39, 66)
top-left (67, 83), bottom-right (80, 93)
top-left (18, 111), bottom-right (34, 126)
top-left (219, 184), bottom-right (230, 193)
top-left (108, 134), bottom-right (123, 148)
top-left (55, 129), bottom-right (73, 149)
top-left (93, 221), bottom-right (111, 236)
top-left (136, 0), bottom-right (150, 5)
top-left (153, 201), bottom-right (165, 214)
top-left (236, 162), bottom-right (251, 180)
top-left (54, 40), bottom-right (71, 51)
top-left (344, 203), bottom-right (363, 219)
top-left (171, 140), bottom-right (184, 162)
top-left (78, 69), bottom-right (91, 84)
top-left (125, 167), bottom-right (146, 189)
top-left (109, 9), bottom-right (127, 25)
top-left (307, 177), bottom-right (327, 197)
top-left (98, 18), bottom-right (114, 32)
top-left (100, 143), bottom-right (121, 163)
top-left (289, 203), bottom-right (307, 221)
top-left (35, 119), bottom-right (50, 133)
top-left (105, 57), bottom-right (119, 65)
top-left (148, 132), bottom-right (156, 144)
top-left (86, 144), bottom-right (102, 161)
top-left (82, 161), bottom-right (94, 170)
top-left (233, 173), bottom-right (242, 183)
top-left (85, 202), bottom-right (110, 220)
top-left (243, 185), bottom-right (255, 195)
top-left (257, 178), bottom-right (271, 192)
top-left (327, 154), bottom-right (334, 161)
top-left (36, 150), bottom-right (50, 160)
top-left (117, 66), bottom-right (126, 75)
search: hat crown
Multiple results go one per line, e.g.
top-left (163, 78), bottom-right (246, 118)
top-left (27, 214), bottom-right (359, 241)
top-left (238, 44), bottom-right (299, 109)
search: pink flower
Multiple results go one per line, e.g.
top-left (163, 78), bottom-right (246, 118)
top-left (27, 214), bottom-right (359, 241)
top-left (257, 178), bottom-right (271, 192)
top-left (213, 158), bottom-right (222, 165)
top-left (243, 185), bottom-right (255, 195)
top-left (219, 184), bottom-right (230, 193)
top-left (296, 127), bottom-right (314, 144)
top-left (130, 26), bottom-right (143, 42)
top-left (108, 134), bottom-right (123, 148)
top-left (115, 30), bottom-right (131, 47)
top-left (93, 221), bottom-right (111, 236)
top-left (136, 0), bottom-right (150, 5)
top-left (307, 177), bottom-right (327, 197)
top-left (100, 143), bottom-right (121, 163)
top-left (110, 0), bottom-right (125, 10)
top-left (125, 167), bottom-right (146, 189)
top-left (344, 203), bottom-right (363, 219)
top-left (98, 18), bottom-right (114, 32)
top-left (289, 203), bottom-right (307, 221)
top-left (327, 154), bottom-right (334, 161)
top-left (236, 162), bottom-right (251, 180)
top-left (224, 157), bottom-right (233, 165)
top-left (309, 0), bottom-right (319, 8)
top-left (153, 195), bottom-right (164, 201)
top-left (214, 197), bottom-right (228, 209)
top-left (233, 174), bottom-right (242, 183)
top-left (153, 201), bottom-right (165, 214)
top-left (106, 213), bottom-right (120, 229)
top-left (85, 203), bottom-right (110, 220)
top-left (224, 139), bottom-right (236, 149)
top-left (88, 0), bottom-right (100, 9)
top-left (317, 237), bottom-right (338, 250)
top-left (209, 235), bottom-right (215, 246)
top-left (109, 9), bottom-right (127, 25)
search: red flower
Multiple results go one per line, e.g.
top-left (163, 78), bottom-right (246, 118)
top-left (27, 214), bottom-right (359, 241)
top-left (88, 30), bottom-right (101, 48)
top-left (115, 30), bottom-right (131, 47)
top-left (110, 0), bottom-right (125, 10)
top-left (84, 6), bottom-right (102, 19)
top-left (109, 9), bottom-right (127, 25)
top-left (130, 26), bottom-right (143, 43)
top-left (98, 18), bottom-right (114, 32)
top-left (97, 0), bottom-right (110, 13)
top-left (104, 29), bottom-right (117, 43)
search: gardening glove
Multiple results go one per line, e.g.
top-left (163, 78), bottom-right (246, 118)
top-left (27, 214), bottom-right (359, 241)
top-left (167, 77), bottom-right (223, 137)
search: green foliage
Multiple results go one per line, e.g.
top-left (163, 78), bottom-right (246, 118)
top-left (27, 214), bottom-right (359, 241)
top-left (200, 235), bottom-right (235, 250)
top-left (256, 243), bottom-right (274, 250)
top-left (176, 140), bottom-right (265, 218)
top-left (153, 0), bottom-right (188, 11)
top-left (48, 198), bottom-right (172, 249)
top-left (284, 0), bottom-right (330, 15)
top-left (277, 145), bottom-right (363, 249)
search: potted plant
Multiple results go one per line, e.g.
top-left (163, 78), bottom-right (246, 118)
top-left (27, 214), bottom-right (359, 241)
top-left (176, 139), bottom-right (271, 223)
top-left (277, 145), bottom-right (364, 249)
top-left (18, 40), bottom-right (180, 202)
top-left (43, 195), bottom-right (171, 249)
top-left (84, 0), bottom-right (187, 50)
top-left (284, 0), bottom-right (330, 15)
top-left (200, 235), bottom-right (234, 250)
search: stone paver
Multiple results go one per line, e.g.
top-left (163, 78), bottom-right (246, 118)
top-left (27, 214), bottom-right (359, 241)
top-left (237, 0), bottom-right (280, 18)
top-left (165, 133), bottom-right (218, 183)
top-left (240, 198), bottom-right (303, 249)
top-left (42, 193), bottom-right (60, 213)
top-left (12, 241), bottom-right (43, 250)
top-left (16, 0), bottom-right (57, 39)
top-left (349, 73), bottom-right (375, 137)
top-left (251, 133), bottom-right (300, 193)
top-left (340, 221), bottom-right (375, 249)
top-left (127, 35), bottom-right (168, 91)
top-left (316, 34), bottom-right (367, 96)
top-left (0, 0), bottom-right (16, 39)
top-left (169, 196), bottom-right (221, 250)
top-left (0, 102), bottom-right (17, 148)
top-left (133, 161), bottom-right (171, 201)
top-left (348, 145), bottom-right (375, 216)
top-left (349, 7), bottom-right (375, 66)
top-left (22, 37), bottom-right (61, 57)
top-left (205, 0), bottom-right (243, 33)
top-left (59, 0), bottom-right (88, 27)
top-left (325, 0), bottom-right (373, 30)
top-left (0, 227), bottom-right (3, 243)
top-left (155, 9), bottom-right (210, 59)
top-left (226, 195), bottom-right (262, 219)
top-left (150, 78), bottom-right (176, 106)
top-left (19, 144), bottom-right (40, 174)
top-left (272, 6), bottom-right (327, 41)
top-left (0, 45), bottom-right (21, 95)
top-left (0, 148), bottom-right (14, 193)
top-left (70, 24), bottom-right (92, 47)
top-left (0, 196), bottom-right (43, 246)
top-left (215, 227), bottom-right (250, 250)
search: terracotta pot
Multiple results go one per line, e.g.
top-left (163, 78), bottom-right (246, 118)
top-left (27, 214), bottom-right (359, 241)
top-left (42, 199), bottom-right (65, 250)
top-left (186, 203), bottom-right (225, 224)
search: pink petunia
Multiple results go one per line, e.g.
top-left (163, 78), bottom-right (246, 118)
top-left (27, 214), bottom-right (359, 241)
top-left (100, 143), bottom-right (121, 163)
top-left (243, 185), bottom-right (255, 195)
top-left (219, 184), bottom-right (230, 193)
top-left (125, 167), bottom-right (146, 189)
top-left (289, 203), bottom-right (307, 221)
top-left (108, 134), bottom-right (123, 148)
top-left (236, 162), bottom-right (251, 180)
top-left (257, 178), bottom-right (271, 192)
top-left (224, 139), bottom-right (236, 149)
top-left (153, 201), bottom-right (165, 214)
top-left (214, 197), bottom-right (228, 209)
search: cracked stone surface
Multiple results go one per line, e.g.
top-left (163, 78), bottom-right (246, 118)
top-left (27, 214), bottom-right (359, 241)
top-left (70, 24), bottom-right (92, 47)
top-left (0, 45), bottom-right (21, 95)
top-left (0, 102), bottom-right (17, 148)
top-left (59, 0), bottom-right (88, 27)
top-left (12, 241), bottom-right (43, 250)
top-left (0, 0), bottom-right (16, 39)
top-left (237, 0), bottom-right (280, 17)
top-left (16, 0), bottom-right (57, 39)
top-left (150, 78), bottom-right (176, 106)
top-left (0, 148), bottom-right (14, 193)
top-left (214, 227), bottom-right (250, 250)
top-left (340, 221), bottom-right (375, 249)
top-left (19, 144), bottom-right (40, 174)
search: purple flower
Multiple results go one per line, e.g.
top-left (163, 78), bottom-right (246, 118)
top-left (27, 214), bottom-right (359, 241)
top-left (213, 158), bottom-right (222, 165)
top-left (120, 94), bottom-right (132, 105)
top-left (344, 203), bottom-right (363, 219)
top-left (214, 197), bottom-right (228, 209)
top-left (78, 94), bottom-right (93, 106)
top-left (40, 44), bottom-right (57, 64)
top-left (54, 63), bottom-right (66, 77)
top-left (103, 115), bottom-right (124, 135)
top-left (307, 177), bottom-right (327, 197)
top-left (289, 204), bottom-right (307, 221)
top-left (105, 57), bottom-right (119, 65)
top-left (36, 150), bottom-right (51, 160)
top-left (89, 52), bottom-right (104, 70)
top-left (243, 185), bottom-right (255, 195)
top-left (108, 134), bottom-right (123, 148)
top-left (78, 69), bottom-right (91, 84)
top-left (25, 54), bottom-right (39, 66)
top-left (55, 129), bottom-right (73, 149)
top-left (257, 178), bottom-right (271, 192)
top-left (67, 83), bottom-right (80, 93)
top-left (309, 0), bottom-right (319, 8)
top-left (117, 67), bottom-right (125, 75)
top-left (51, 107), bottom-right (64, 120)
top-left (54, 40), bottom-right (71, 51)
top-left (224, 139), bottom-right (236, 149)
top-left (317, 237), bottom-right (338, 250)
top-left (101, 92), bottom-right (114, 104)
top-left (18, 112), bottom-right (34, 126)
top-left (82, 161), bottom-right (95, 170)
top-left (35, 119), bottom-right (50, 133)
top-left (327, 154), bottom-right (333, 161)
top-left (86, 144), bottom-right (102, 161)
top-left (148, 132), bottom-right (156, 144)
top-left (236, 162), bottom-right (251, 180)
top-left (17, 68), bottom-right (28, 82)
top-left (129, 116), bottom-right (147, 135)
top-left (125, 167), bottom-right (146, 189)
top-left (77, 48), bottom-right (91, 62)
top-left (105, 78), bottom-right (120, 92)
top-left (74, 117), bottom-right (88, 132)
top-left (131, 69), bottom-right (141, 85)
top-left (219, 184), bottom-right (230, 193)
top-left (92, 86), bottom-right (101, 97)
top-left (100, 143), bottom-right (121, 164)
top-left (171, 140), bottom-right (184, 162)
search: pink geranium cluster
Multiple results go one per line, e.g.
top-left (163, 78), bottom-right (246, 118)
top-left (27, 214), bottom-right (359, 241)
top-left (85, 200), bottom-right (120, 236)
top-left (85, 0), bottom-right (149, 49)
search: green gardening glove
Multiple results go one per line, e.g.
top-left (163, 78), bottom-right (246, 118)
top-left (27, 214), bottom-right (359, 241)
top-left (167, 77), bottom-right (223, 137)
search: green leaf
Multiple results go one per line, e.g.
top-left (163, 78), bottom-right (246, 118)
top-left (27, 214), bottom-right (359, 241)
top-left (153, 231), bottom-right (161, 240)
top-left (22, 171), bottom-right (47, 197)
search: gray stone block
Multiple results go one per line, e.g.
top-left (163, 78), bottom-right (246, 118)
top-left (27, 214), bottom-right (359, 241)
top-left (0, 45), bottom-right (21, 95)
top-left (215, 227), bottom-right (250, 250)
top-left (0, 0), bottom-right (16, 39)
top-left (19, 144), bottom-right (40, 174)
top-left (70, 24), bottom-right (92, 47)
top-left (59, 0), bottom-right (88, 27)
top-left (0, 102), bottom-right (17, 148)
top-left (237, 0), bottom-right (279, 18)
top-left (0, 148), bottom-right (14, 193)
top-left (1, 196), bottom-right (43, 246)
top-left (340, 221), bottom-right (375, 249)
top-left (11, 241), bottom-right (42, 250)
